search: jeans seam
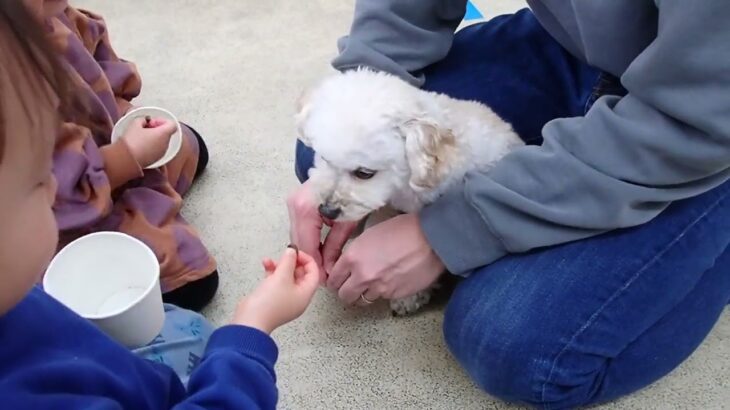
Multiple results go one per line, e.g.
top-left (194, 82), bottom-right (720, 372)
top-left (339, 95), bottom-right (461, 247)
top-left (540, 191), bottom-right (728, 409)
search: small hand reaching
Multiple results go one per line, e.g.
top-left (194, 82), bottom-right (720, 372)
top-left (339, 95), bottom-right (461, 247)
top-left (121, 117), bottom-right (177, 168)
top-left (232, 247), bottom-right (320, 334)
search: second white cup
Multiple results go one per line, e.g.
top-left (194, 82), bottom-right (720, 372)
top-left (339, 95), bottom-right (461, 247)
top-left (43, 232), bottom-right (164, 348)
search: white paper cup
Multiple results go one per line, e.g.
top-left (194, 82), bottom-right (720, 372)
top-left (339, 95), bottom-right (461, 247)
top-left (43, 232), bottom-right (164, 348)
top-left (111, 106), bottom-right (183, 169)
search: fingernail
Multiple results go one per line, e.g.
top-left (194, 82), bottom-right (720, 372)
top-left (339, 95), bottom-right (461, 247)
top-left (286, 243), bottom-right (299, 256)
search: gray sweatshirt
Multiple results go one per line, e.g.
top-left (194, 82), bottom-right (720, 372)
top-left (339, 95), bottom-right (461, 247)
top-left (333, 0), bottom-right (730, 276)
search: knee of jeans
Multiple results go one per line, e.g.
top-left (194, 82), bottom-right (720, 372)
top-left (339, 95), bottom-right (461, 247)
top-left (443, 281), bottom-right (605, 409)
top-left (443, 282), bottom-right (545, 404)
top-left (295, 139), bottom-right (314, 183)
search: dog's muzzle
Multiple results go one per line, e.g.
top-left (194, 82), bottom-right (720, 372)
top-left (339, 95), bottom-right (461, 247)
top-left (318, 203), bottom-right (342, 220)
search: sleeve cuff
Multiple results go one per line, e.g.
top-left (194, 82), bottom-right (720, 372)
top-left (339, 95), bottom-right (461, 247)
top-left (99, 140), bottom-right (143, 189)
top-left (206, 325), bottom-right (279, 367)
top-left (419, 187), bottom-right (508, 276)
top-left (332, 36), bottom-right (425, 87)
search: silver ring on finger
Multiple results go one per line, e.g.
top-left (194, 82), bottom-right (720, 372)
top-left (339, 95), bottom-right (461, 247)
top-left (360, 293), bottom-right (375, 304)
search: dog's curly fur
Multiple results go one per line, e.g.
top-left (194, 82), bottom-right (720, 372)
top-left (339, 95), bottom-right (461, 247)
top-left (297, 69), bottom-right (523, 315)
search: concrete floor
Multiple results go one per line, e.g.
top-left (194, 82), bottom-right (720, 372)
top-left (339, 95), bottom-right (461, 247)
top-left (76, 1), bottom-right (729, 408)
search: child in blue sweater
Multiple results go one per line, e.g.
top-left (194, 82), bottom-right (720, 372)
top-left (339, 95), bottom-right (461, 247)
top-left (0, 3), bottom-right (319, 409)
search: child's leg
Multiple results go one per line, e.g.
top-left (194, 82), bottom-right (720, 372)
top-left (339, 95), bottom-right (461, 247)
top-left (154, 123), bottom-right (218, 311)
top-left (162, 270), bottom-right (219, 312)
top-left (133, 304), bottom-right (215, 385)
top-left (183, 124), bottom-right (210, 182)
top-left (160, 124), bottom-right (209, 197)
top-left (97, 170), bottom-right (218, 310)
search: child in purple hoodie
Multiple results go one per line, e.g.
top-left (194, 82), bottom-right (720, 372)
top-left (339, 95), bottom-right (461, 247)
top-left (34, 0), bottom-right (218, 311)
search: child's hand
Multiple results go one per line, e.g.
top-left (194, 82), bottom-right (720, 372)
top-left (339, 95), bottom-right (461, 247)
top-left (122, 117), bottom-right (176, 168)
top-left (232, 247), bottom-right (320, 334)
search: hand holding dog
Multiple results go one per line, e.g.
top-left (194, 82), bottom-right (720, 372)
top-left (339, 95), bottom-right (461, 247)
top-left (327, 213), bottom-right (444, 304)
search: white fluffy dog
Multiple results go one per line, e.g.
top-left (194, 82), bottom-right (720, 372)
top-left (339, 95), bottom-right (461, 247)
top-left (296, 69), bottom-right (523, 315)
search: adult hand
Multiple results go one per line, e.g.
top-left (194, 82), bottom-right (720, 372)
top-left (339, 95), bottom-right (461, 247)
top-left (328, 213), bottom-right (444, 305)
top-left (286, 181), bottom-right (359, 279)
top-left (287, 181), bottom-right (324, 270)
top-left (232, 247), bottom-right (320, 334)
top-left (322, 220), bottom-right (359, 277)
top-left (122, 117), bottom-right (176, 168)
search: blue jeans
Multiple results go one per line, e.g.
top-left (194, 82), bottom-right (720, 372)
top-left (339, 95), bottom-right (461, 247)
top-left (295, 9), bottom-right (730, 409)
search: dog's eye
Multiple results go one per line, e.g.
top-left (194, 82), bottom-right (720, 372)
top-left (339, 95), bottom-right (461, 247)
top-left (351, 168), bottom-right (376, 180)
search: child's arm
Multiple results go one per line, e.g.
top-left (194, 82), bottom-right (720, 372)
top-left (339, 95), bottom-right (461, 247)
top-left (47, 5), bottom-right (169, 231)
top-left (173, 248), bottom-right (320, 409)
top-left (174, 326), bottom-right (279, 409)
top-left (53, 118), bottom-right (175, 231)
top-left (2, 250), bottom-right (317, 409)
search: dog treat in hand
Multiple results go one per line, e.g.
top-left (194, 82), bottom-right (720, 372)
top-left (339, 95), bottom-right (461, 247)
top-left (286, 243), bottom-right (299, 257)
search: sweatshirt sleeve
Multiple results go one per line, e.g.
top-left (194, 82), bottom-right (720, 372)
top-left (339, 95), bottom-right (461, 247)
top-left (50, 5), bottom-right (144, 231)
top-left (420, 1), bottom-right (730, 275)
top-left (332, 0), bottom-right (466, 86)
top-left (73, 8), bottom-right (142, 116)
top-left (173, 326), bottom-right (279, 410)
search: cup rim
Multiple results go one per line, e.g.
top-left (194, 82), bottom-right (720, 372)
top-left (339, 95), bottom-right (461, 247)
top-left (43, 231), bottom-right (160, 320)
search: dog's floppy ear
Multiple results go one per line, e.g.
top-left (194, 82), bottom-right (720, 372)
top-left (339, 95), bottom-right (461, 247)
top-left (399, 117), bottom-right (458, 192)
top-left (295, 88), bottom-right (313, 146)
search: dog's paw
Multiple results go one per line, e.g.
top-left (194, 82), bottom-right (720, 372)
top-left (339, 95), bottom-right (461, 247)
top-left (390, 290), bottom-right (432, 316)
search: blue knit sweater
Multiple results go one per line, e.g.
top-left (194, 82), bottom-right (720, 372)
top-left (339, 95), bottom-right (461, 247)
top-left (0, 287), bottom-right (279, 409)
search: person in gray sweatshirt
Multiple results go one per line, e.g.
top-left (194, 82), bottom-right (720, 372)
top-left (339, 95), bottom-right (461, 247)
top-left (288, 2), bottom-right (730, 408)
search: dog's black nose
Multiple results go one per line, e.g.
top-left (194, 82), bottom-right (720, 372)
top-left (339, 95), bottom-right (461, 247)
top-left (318, 203), bottom-right (342, 220)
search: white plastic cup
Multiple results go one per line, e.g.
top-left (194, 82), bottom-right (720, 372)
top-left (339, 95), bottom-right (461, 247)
top-left (111, 106), bottom-right (183, 169)
top-left (43, 232), bottom-right (164, 348)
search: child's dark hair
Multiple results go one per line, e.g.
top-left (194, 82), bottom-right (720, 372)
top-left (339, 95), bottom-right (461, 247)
top-left (0, 0), bottom-right (77, 163)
